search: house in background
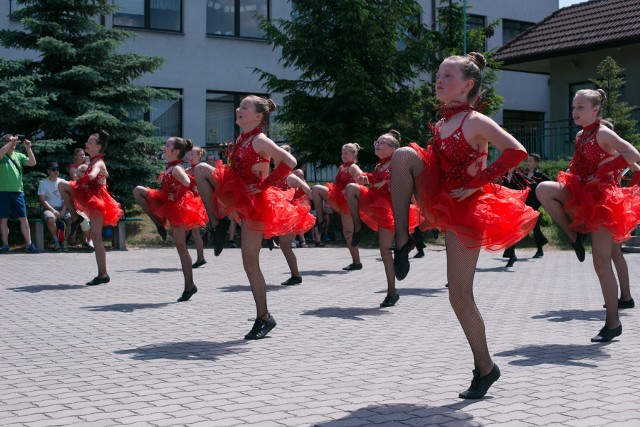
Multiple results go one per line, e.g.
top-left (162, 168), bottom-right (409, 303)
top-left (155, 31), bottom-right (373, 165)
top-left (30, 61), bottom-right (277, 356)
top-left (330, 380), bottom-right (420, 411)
top-left (495, 0), bottom-right (640, 160)
top-left (1, 1), bottom-right (558, 169)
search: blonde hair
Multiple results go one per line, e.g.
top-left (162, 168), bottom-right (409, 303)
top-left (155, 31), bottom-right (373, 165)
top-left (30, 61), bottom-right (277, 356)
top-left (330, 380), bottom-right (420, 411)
top-left (446, 52), bottom-right (487, 101)
top-left (575, 88), bottom-right (607, 117)
top-left (342, 142), bottom-right (362, 158)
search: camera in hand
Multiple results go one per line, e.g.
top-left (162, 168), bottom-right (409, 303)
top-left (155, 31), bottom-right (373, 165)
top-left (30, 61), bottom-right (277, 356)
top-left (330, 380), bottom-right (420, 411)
top-left (16, 134), bottom-right (25, 141)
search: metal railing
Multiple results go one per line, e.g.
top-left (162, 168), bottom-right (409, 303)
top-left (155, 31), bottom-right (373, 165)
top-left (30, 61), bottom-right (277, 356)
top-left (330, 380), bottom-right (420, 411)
top-left (507, 119), bottom-right (575, 161)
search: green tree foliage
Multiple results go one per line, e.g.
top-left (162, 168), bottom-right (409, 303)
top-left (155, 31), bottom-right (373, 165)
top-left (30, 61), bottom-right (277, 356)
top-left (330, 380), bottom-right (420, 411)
top-left (590, 56), bottom-right (640, 146)
top-left (0, 0), bottom-right (176, 206)
top-left (255, 0), bottom-right (436, 167)
top-left (255, 0), bottom-right (502, 166)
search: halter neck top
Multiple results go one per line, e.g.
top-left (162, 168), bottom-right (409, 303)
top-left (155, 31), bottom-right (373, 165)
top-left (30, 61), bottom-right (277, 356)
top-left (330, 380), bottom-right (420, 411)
top-left (569, 121), bottom-right (613, 181)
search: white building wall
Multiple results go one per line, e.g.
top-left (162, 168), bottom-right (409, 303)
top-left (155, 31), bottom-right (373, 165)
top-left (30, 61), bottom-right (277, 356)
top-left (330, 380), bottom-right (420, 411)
top-left (1, 1), bottom-right (558, 142)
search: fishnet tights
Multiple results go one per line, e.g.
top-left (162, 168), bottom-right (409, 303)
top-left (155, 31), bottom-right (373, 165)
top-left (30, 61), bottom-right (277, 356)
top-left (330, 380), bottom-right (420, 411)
top-left (537, 182), bottom-right (621, 328)
top-left (241, 222), bottom-right (270, 319)
top-left (193, 163), bottom-right (219, 228)
top-left (279, 233), bottom-right (300, 277)
top-left (446, 231), bottom-right (493, 375)
top-left (390, 148), bottom-right (424, 248)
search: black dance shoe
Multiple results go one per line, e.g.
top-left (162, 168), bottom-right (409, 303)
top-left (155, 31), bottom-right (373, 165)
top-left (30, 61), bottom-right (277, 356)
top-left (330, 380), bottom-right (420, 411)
top-left (244, 314), bottom-right (277, 340)
top-left (619, 298), bottom-right (635, 309)
top-left (459, 364), bottom-right (501, 399)
top-left (177, 285), bottom-right (198, 302)
top-left (351, 227), bottom-right (362, 248)
top-left (380, 293), bottom-right (399, 307)
top-left (570, 235), bottom-right (585, 262)
top-left (413, 249), bottom-right (425, 259)
top-left (505, 256), bottom-right (517, 268)
top-left (192, 259), bottom-right (207, 268)
top-left (533, 249), bottom-right (544, 258)
top-left (209, 218), bottom-right (230, 256)
top-left (86, 275), bottom-right (110, 286)
top-left (342, 263), bottom-right (363, 271)
top-left (591, 324), bottom-right (622, 342)
top-left (393, 237), bottom-right (415, 281)
top-left (155, 224), bottom-right (167, 241)
top-left (281, 276), bottom-right (302, 286)
top-left (69, 216), bottom-right (85, 237)
top-left (267, 237), bottom-right (275, 251)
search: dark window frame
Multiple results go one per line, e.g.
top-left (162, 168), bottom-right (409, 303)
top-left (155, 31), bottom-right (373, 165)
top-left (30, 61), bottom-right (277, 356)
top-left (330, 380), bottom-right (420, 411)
top-left (112, 0), bottom-right (183, 33)
top-left (502, 18), bottom-right (534, 45)
top-left (206, 0), bottom-right (270, 40)
top-left (146, 87), bottom-right (183, 139)
top-left (205, 91), bottom-right (270, 147)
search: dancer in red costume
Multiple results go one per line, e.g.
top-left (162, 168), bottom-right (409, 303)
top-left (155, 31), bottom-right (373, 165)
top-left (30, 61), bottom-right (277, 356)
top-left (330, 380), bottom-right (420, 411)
top-left (389, 53), bottom-right (539, 399)
top-left (345, 130), bottom-right (420, 307)
top-left (185, 145), bottom-right (208, 269)
top-left (193, 95), bottom-right (299, 340)
top-left (311, 143), bottom-right (364, 271)
top-left (59, 130), bottom-right (124, 286)
top-left (271, 157), bottom-right (315, 286)
top-left (537, 89), bottom-right (640, 343)
top-left (133, 137), bottom-right (206, 302)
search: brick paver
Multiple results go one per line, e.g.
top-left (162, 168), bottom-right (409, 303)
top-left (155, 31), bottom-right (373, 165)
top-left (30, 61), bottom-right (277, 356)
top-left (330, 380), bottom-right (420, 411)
top-left (1, 243), bottom-right (639, 426)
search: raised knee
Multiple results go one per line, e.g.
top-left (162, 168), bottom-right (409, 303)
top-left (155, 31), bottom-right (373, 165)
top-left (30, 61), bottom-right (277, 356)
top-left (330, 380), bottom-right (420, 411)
top-left (194, 163), bottom-right (213, 180)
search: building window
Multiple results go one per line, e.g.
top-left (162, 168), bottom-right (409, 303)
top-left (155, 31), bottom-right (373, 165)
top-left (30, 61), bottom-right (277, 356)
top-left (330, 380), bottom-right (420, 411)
top-left (502, 19), bottom-right (533, 45)
top-left (147, 89), bottom-right (183, 139)
top-left (9, 0), bottom-right (24, 18)
top-left (467, 14), bottom-right (487, 50)
top-left (206, 92), bottom-right (268, 147)
top-left (113, 0), bottom-right (182, 32)
top-left (206, 0), bottom-right (269, 39)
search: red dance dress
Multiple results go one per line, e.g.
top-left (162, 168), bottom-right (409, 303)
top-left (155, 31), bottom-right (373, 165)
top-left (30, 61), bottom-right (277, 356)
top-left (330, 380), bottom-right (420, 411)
top-left (70, 155), bottom-right (123, 226)
top-left (145, 160), bottom-right (206, 230)
top-left (358, 157), bottom-right (421, 233)
top-left (410, 112), bottom-right (539, 251)
top-left (272, 176), bottom-right (316, 236)
top-left (325, 162), bottom-right (356, 214)
top-left (210, 130), bottom-right (300, 239)
top-left (558, 121), bottom-right (640, 243)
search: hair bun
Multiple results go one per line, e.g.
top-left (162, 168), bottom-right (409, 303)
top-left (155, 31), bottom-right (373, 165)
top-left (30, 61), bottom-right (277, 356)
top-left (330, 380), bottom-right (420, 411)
top-left (267, 99), bottom-right (277, 113)
top-left (467, 52), bottom-right (487, 71)
top-left (99, 129), bottom-right (110, 143)
top-left (388, 129), bottom-right (401, 142)
top-left (596, 89), bottom-right (607, 102)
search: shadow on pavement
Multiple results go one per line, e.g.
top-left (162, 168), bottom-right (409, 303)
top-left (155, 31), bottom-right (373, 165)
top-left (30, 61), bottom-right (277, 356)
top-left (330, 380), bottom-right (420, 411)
top-left (8, 284), bottom-right (86, 293)
top-left (115, 340), bottom-right (249, 361)
top-left (315, 402), bottom-right (478, 427)
top-left (298, 269), bottom-right (349, 277)
top-left (116, 267), bottom-right (182, 274)
top-left (219, 283), bottom-right (290, 293)
top-left (531, 309), bottom-right (613, 322)
top-left (375, 287), bottom-right (446, 298)
top-left (496, 343), bottom-right (611, 368)
top-left (302, 307), bottom-right (392, 321)
top-left (83, 302), bottom-right (172, 313)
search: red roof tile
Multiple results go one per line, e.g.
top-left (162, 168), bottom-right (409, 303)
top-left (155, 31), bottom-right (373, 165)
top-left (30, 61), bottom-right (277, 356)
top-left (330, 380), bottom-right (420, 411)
top-left (495, 0), bottom-right (640, 64)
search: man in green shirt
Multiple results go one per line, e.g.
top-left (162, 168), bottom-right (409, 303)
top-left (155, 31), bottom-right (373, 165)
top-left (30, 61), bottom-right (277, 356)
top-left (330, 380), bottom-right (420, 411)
top-left (0, 134), bottom-right (39, 253)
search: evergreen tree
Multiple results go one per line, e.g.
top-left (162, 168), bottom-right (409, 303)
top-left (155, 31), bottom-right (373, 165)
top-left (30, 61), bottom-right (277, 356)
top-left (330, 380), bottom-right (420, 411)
top-left (255, 0), bottom-right (436, 167)
top-left (590, 56), bottom-right (640, 146)
top-left (0, 0), bottom-right (176, 206)
top-left (255, 0), bottom-right (501, 166)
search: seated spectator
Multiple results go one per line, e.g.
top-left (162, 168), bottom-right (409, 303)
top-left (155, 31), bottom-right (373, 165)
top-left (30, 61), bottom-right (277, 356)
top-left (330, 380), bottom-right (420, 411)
top-left (73, 164), bottom-right (93, 250)
top-left (38, 162), bottom-right (71, 251)
top-left (68, 148), bottom-right (87, 181)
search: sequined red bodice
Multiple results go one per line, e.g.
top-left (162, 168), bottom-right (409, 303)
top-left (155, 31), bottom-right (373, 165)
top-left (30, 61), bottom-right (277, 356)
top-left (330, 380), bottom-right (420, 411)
top-left (569, 122), bottom-right (613, 180)
top-left (334, 162), bottom-right (356, 187)
top-left (158, 162), bottom-right (193, 201)
top-left (229, 133), bottom-right (269, 182)
top-left (431, 113), bottom-right (487, 190)
top-left (80, 156), bottom-right (107, 187)
top-left (368, 157), bottom-right (391, 189)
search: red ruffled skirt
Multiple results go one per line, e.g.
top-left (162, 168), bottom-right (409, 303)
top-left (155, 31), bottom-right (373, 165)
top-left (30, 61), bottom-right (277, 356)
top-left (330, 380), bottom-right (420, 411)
top-left (410, 143), bottom-right (539, 251)
top-left (70, 182), bottom-right (123, 226)
top-left (358, 185), bottom-right (420, 233)
top-left (325, 182), bottom-right (349, 214)
top-left (558, 171), bottom-right (640, 243)
top-left (291, 190), bottom-right (316, 235)
top-left (210, 164), bottom-right (300, 239)
top-left (146, 188), bottom-right (206, 230)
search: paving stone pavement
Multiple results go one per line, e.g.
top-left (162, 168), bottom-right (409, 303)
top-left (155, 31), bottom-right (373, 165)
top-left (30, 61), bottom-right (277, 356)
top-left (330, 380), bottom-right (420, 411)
top-left (1, 243), bottom-right (639, 426)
